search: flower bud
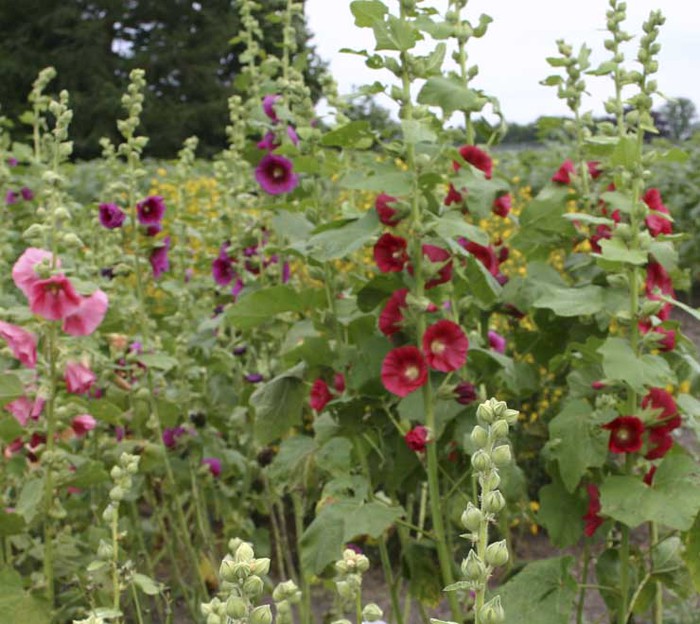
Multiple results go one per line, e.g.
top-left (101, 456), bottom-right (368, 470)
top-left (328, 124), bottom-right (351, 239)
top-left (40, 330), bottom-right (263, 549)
top-left (219, 557), bottom-right (236, 583)
top-left (476, 401), bottom-right (496, 424)
top-left (225, 596), bottom-right (248, 619)
top-left (273, 579), bottom-right (299, 602)
top-left (490, 419), bottom-right (509, 440)
top-left (251, 557), bottom-right (271, 576)
top-left (97, 540), bottom-right (113, 560)
top-left (460, 550), bottom-right (486, 583)
top-left (243, 575), bottom-right (264, 598)
top-left (470, 425), bottom-right (489, 449)
top-left (479, 596), bottom-right (505, 624)
top-left (335, 580), bottom-right (354, 601)
top-left (234, 542), bottom-right (255, 563)
top-left (485, 540), bottom-right (510, 567)
top-left (492, 444), bottom-right (512, 467)
top-left (362, 603), bottom-right (384, 622)
top-left (481, 470), bottom-right (501, 491)
top-left (483, 490), bottom-right (506, 514)
top-left (471, 449), bottom-right (492, 473)
top-left (250, 605), bottom-right (273, 624)
top-left (461, 502), bottom-right (483, 532)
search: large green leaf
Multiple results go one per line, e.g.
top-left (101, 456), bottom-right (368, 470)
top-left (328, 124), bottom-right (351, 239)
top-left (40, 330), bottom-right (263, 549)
top-left (430, 211), bottom-right (489, 246)
top-left (349, 0), bottom-right (387, 27)
top-left (307, 211), bottom-right (379, 261)
top-left (0, 568), bottom-right (51, 624)
top-left (0, 373), bottom-right (24, 403)
top-left (267, 436), bottom-right (316, 487)
top-left (225, 285), bottom-right (306, 329)
top-left (0, 511), bottom-right (26, 537)
top-left (321, 121), bottom-right (374, 149)
top-left (16, 477), bottom-right (44, 524)
top-left (599, 337), bottom-right (674, 393)
top-left (597, 237), bottom-right (648, 265)
top-left (533, 284), bottom-right (605, 317)
top-left (538, 477), bottom-right (586, 548)
top-left (373, 15), bottom-right (420, 52)
top-left (683, 513), bottom-right (700, 592)
top-left (417, 77), bottom-right (487, 115)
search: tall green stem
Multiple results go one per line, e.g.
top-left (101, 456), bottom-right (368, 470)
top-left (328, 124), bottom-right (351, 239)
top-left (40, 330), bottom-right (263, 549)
top-left (292, 492), bottom-right (312, 624)
top-left (43, 323), bottom-right (58, 610)
top-left (576, 541), bottom-right (591, 624)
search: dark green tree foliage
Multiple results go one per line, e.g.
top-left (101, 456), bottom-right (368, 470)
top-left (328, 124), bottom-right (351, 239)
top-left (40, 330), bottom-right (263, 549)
top-left (0, 0), bottom-right (325, 158)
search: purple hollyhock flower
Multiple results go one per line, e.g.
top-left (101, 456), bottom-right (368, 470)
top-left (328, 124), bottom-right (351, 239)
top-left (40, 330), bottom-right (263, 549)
top-left (257, 131), bottom-right (278, 152)
top-left (129, 341), bottom-right (143, 354)
top-left (231, 278), bottom-right (244, 298)
top-left (287, 125), bottom-right (299, 146)
top-left (98, 202), bottom-right (126, 229)
top-left (455, 381), bottom-right (477, 405)
top-left (212, 253), bottom-right (235, 286)
top-left (101, 267), bottom-right (115, 280)
top-left (282, 261), bottom-right (291, 284)
top-left (146, 223), bottom-right (162, 237)
top-left (245, 373), bottom-right (264, 383)
top-left (7, 157), bottom-right (18, 167)
top-left (255, 154), bottom-right (299, 195)
top-left (162, 426), bottom-right (188, 449)
top-left (20, 187), bottom-right (34, 201)
top-left (149, 236), bottom-right (171, 279)
top-left (488, 330), bottom-right (506, 354)
top-left (243, 245), bottom-right (258, 258)
top-left (262, 94), bottom-right (280, 122)
top-left (233, 345), bottom-right (247, 356)
top-left (136, 195), bottom-right (166, 225)
top-left (5, 190), bottom-right (18, 205)
top-left (202, 457), bottom-right (222, 477)
top-left (212, 305), bottom-right (225, 317)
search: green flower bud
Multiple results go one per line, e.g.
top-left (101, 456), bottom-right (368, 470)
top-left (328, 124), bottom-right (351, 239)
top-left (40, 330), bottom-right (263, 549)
top-left (219, 557), bottom-right (236, 583)
top-left (250, 605), bottom-right (273, 624)
top-left (490, 419), bottom-right (509, 440)
top-left (481, 470), bottom-right (501, 491)
top-left (109, 485), bottom-right (125, 502)
top-left (471, 449), bottom-right (492, 473)
top-left (243, 575), bottom-right (264, 598)
top-left (273, 579), bottom-right (300, 603)
top-left (251, 557), bottom-right (270, 576)
top-left (476, 401), bottom-right (495, 424)
top-left (225, 596), bottom-right (248, 619)
top-left (483, 490), bottom-right (506, 514)
top-left (335, 580), bottom-right (354, 601)
top-left (97, 540), bottom-right (113, 560)
top-left (362, 603), bottom-right (384, 622)
top-left (461, 550), bottom-right (486, 583)
top-left (479, 596), bottom-right (505, 624)
top-left (470, 425), bottom-right (489, 448)
top-left (485, 540), bottom-right (510, 567)
top-left (461, 502), bottom-right (483, 532)
top-left (234, 542), bottom-right (255, 563)
top-left (492, 444), bottom-right (512, 467)
top-left (355, 554), bottom-right (370, 573)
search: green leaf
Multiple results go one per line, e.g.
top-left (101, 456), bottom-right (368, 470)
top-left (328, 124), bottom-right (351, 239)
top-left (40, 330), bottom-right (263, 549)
top-left (417, 77), bottom-right (487, 115)
top-left (0, 568), bottom-right (50, 624)
top-left (659, 295), bottom-right (700, 322)
top-left (16, 477), bottom-right (44, 524)
top-left (138, 354), bottom-right (179, 372)
top-left (599, 337), bottom-right (674, 393)
top-left (0, 413), bottom-right (23, 443)
top-left (682, 512), bottom-right (700, 592)
top-left (340, 169), bottom-right (412, 195)
top-left (0, 511), bottom-right (26, 537)
top-left (611, 136), bottom-right (640, 168)
top-left (251, 364), bottom-right (306, 445)
top-left (226, 285), bottom-right (305, 329)
top-left (401, 119), bottom-right (436, 144)
top-left (67, 460), bottom-right (110, 488)
top-left (356, 273), bottom-right (404, 312)
top-left (431, 211), bottom-right (489, 246)
top-left (499, 557), bottom-right (577, 624)
top-left (133, 573), bottom-right (162, 596)
top-left (0, 374), bottom-right (24, 403)
top-left (308, 211), bottom-right (380, 261)
top-left (267, 436), bottom-right (316, 487)
top-left (533, 284), bottom-right (606, 317)
top-left (321, 121), bottom-right (374, 149)
top-left (597, 237), bottom-right (648, 266)
top-left (88, 400), bottom-right (123, 426)
top-left (373, 15), bottom-right (420, 52)
top-left (538, 477), bottom-right (586, 547)
top-left (548, 399), bottom-right (608, 492)
top-left (460, 253), bottom-right (501, 308)
top-left (350, 0), bottom-right (388, 27)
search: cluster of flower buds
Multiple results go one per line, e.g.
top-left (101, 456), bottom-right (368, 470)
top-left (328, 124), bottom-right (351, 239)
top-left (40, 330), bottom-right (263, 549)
top-left (201, 538), bottom-right (273, 624)
top-left (272, 579), bottom-right (302, 624)
top-left (72, 614), bottom-right (105, 624)
top-left (330, 548), bottom-right (383, 623)
top-left (103, 452), bottom-right (140, 522)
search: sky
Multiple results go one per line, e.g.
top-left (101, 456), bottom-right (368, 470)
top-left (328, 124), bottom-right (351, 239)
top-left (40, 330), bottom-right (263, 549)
top-left (305, 0), bottom-right (700, 124)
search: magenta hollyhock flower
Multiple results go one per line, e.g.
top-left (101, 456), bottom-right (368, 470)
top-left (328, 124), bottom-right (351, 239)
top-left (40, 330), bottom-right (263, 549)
top-left (582, 484), bottom-right (604, 537)
top-left (162, 426), bottom-right (189, 449)
top-left (5, 190), bottom-right (18, 205)
top-left (145, 224), bottom-right (162, 237)
top-left (422, 320), bottom-right (469, 372)
top-left (287, 125), bottom-right (299, 145)
top-left (212, 253), bottom-right (235, 286)
top-left (71, 414), bottom-right (97, 436)
top-left (136, 195), bottom-right (166, 226)
top-left (333, 373), bottom-right (346, 394)
top-left (488, 330), bottom-right (506, 354)
top-left (455, 381), bottom-right (477, 405)
top-left (149, 237), bottom-right (171, 279)
top-left (310, 379), bottom-right (332, 412)
top-left (552, 159), bottom-right (575, 184)
top-left (281, 261), bottom-right (291, 284)
top-left (375, 193), bottom-right (402, 226)
top-left (0, 321), bottom-right (37, 368)
top-left (98, 203), bottom-right (126, 229)
top-left (12, 248), bottom-right (60, 297)
top-left (231, 278), bottom-right (245, 298)
top-left (257, 131), bottom-right (278, 151)
top-left (603, 416), bottom-right (645, 453)
top-left (591, 380), bottom-right (607, 390)
top-left (374, 233), bottom-right (409, 273)
top-left (64, 362), bottom-right (96, 395)
top-left (263, 94), bottom-right (281, 122)
top-left (453, 145), bottom-right (493, 179)
top-left (379, 288), bottom-right (409, 337)
top-left (641, 387), bottom-right (680, 433)
top-left (20, 187), bottom-right (34, 201)
top-left (62, 289), bottom-right (109, 337)
top-left (233, 345), bottom-right (247, 356)
top-left (255, 154), bottom-right (299, 195)
top-left (202, 457), bottom-right (222, 477)
top-left (404, 425), bottom-right (428, 452)
top-left (381, 346), bottom-right (428, 397)
top-left (492, 194), bottom-right (512, 218)
top-left (645, 429), bottom-right (673, 460)
top-left (28, 275), bottom-right (82, 321)
top-left (245, 373), bottom-right (264, 383)
top-left (7, 157), bottom-right (18, 167)
top-left (5, 395), bottom-right (45, 426)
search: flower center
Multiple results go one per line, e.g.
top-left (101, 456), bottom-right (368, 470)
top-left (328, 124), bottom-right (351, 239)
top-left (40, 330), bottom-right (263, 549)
top-left (431, 340), bottom-right (445, 355)
top-left (617, 428), bottom-right (630, 442)
top-left (404, 365), bottom-right (419, 381)
top-left (272, 166), bottom-right (286, 180)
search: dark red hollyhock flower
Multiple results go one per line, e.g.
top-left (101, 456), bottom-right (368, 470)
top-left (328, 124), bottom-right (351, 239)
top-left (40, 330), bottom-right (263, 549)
top-left (645, 429), bottom-right (674, 460)
top-left (641, 387), bottom-right (680, 433)
top-left (588, 161), bottom-right (603, 179)
top-left (552, 159), bottom-right (575, 184)
top-left (333, 373), bottom-right (346, 394)
top-left (409, 245), bottom-right (453, 289)
top-left (492, 193), bottom-right (512, 218)
top-left (374, 233), bottom-right (409, 273)
top-left (379, 288), bottom-right (409, 337)
top-left (444, 183), bottom-right (464, 206)
top-left (381, 346), bottom-right (428, 397)
top-left (375, 193), bottom-right (402, 227)
top-left (136, 195), bottom-right (166, 226)
top-left (404, 425), bottom-right (428, 452)
top-left (603, 416), bottom-right (645, 454)
top-left (644, 189), bottom-right (672, 237)
top-left (453, 145), bottom-right (493, 179)
top-left (643, 465), bottom-right (657, 486)
top-left (310, 379), bottom-right (332, 412)
top-left (459, 238), bottom-right (499, 276)
top-left (589, 224), bottom-right (612, 254)
top-left (455, 381), bottom-right (477, 405)
top-left (645, 261), bottom-right (674, 298)
top-left (422, 320), bottom-right (469, 372)
top-left (583, 484), bottom-right (604, 537)
top-left (638, 321), bottom-right (677, 352)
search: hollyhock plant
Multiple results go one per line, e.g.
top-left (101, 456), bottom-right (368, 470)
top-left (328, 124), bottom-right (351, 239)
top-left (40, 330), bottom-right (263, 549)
top-left (262, 94), bottom-right (280, 122)
top-left (641, 387), bottom-right (680, 432)
top-left (643, 188), bottom-right (672, 237)
top-left (12, 248), bottom-right (59, 297)
top-left (28, 275), bottom-right (82, 321)
top-left (71, 414), bottom-right (97, 437)
top-left (150, 237), bottom-right (171, 279)
top-left (255, 153), bottom-right (299, 195)
top-left (492, 193), bottom-right (512, 218)
top-left (202, 457), bottom-right (222, 477)
top-left (488, 330), bottom-right (506, 354)
top-left (162, 426), bottom-right (189, 449)
top-left (64, 362), bottom-right (97, 395)
top-left (257, 131), bottom-right (278, 151)
top-left (0, 321), bottom-right (37, 368)
top-left (418, 244), bottom-right (453, 289)
top-left (379, 288), bottom-right (409, 337)
top-left (62, 290), bottom-right (109, 337)
top-left (5, 395), bottom-right (45, 426)
top-left (582, 484), bottom-right (604, 537)
top-left (405, 425), bottom-right (428, 452)
top-left (374, 233), bottom-right (409, 273)
top-left (375, 193), bottom-right (402, 226)
top-left (136, 195), bottom-right (166, 226)
top-left (310, 379), bottom-right (332, 412)
top-left (381, 346), bottom-right (428, 397)
top-left (603, 416), bottom-right (645, 453)
top-left (20, 187), bottom-right (34, 201)
top-left (454, 145), bottom-right (493, 179)
top-left (422, 320), bottom-right (469, 372)
top-left (552, 159), bottom-right (575, 184)
top-left (212, 253), bottom-right (235, 286)
top-left (98, 202), bottom-right (126, 229)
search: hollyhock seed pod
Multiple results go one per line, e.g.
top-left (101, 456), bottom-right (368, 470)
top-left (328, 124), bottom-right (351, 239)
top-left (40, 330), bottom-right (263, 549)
top-left (461, 502), bottom-right (483, 532)
top-left (471, 425), bottom-right (489, 448)
top-left (471, 449), bottom-right (492, 472)
top-left (492, 444), bottom-right (512, 467)
top-left (483, 490), bottom-right (506, 514)
top-left (485, 540), bottom-right (509, 567)
top-left (481, 470), bottom-right (501, 491)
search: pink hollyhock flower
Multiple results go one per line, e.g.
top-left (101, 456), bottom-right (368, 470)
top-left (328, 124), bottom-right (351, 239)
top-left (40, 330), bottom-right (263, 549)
top-left (374, 233), bottom-right (409, 273)
top-left (255, 154), bottom-right (299, 195)
top-left (162, 426), bottom-right (189, 449)
top-left (645, 429), bottom-right (673, 460)
top-left (416, 244), bottom-right (453, 289)
top-left (641, 388), bottom-right (680, 433)
top-left (202, 457), bottom-right (222, 477)
top-left (5, 190), bottom-right (18, 205)
top-left (136, 195), bottom-right (166, 226)
top-left (310, 379), bottom-right (332, 412)
top-left (375, 193), bottom-right (402, 226)
top-left (405, 425), bottom-right (428, 452)
top-left (71, 414), bottom-right (97, 436)
top-left (12, 248), bottom-right (59, 297)
top-left (603, 416), bottom-right (644, 453)
top-left (257, 131), bottom-right (278, 151)
top-left (64, 362), bottom-right (96, 395)
top-left (459, 239), bottom-right (499, 276)
top-left (5, 395), bottom-right (45, 426)
top-left (282, 261), bottom-right (291, 284)
top-left (231, 278), bottom-right (245, 298)
top-left (455, 381), bottom-right (477, 405)
top-left (28, 275), bottom-right (81, 320)
top-left (287, 125), bottom-right (299, 145)
top-left (492, 194), bottom-right (512, 218)
top-left (422, 320), bottom-right (469, 372)
top-left (20, 187), bottom-right (34, 201)
top-left (453, 145), bottom-right (493, 179)
top-left (333, 373), bottom-right (346, 394)
top-left (62, 289), bottom-right (109, 336)
top-left (98, 203), bottom-right (126, 229)
top-left (0, 321), bottom-right (37, 368)
top-left (591, 380), bottom-right (607, 390)
top-left (150, 237), bottom-right (171, 279)
top-left (381, 346), bottom-right (428, 397)
top-left (262, 94), bottom-right (281, 122)
top-left (488, 330), bottom-right (506, 354)
top-left (643, 189), bottom-right (672, 237)
top-left (212, 253), bottom-right (235, 286)
top-left (552, 160), bottom-right (575, 184)
top-left (582, 484), bottom-right (604, 537)
top-left (379, 288), bottom-right (409, 337)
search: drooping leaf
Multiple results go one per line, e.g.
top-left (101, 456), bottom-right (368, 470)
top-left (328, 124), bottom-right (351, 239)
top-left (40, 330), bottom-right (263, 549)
top-left (538, 477), bottom-right (586, 548)
top-left (225, 285), bottom-right (307, 329)
top-left (251, 364), bottom-right (306, 445)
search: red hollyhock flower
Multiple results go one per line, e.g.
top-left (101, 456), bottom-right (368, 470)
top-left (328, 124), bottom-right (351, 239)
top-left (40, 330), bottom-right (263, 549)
top-left (492, 194), bottom-right (512, 218)
top-left (455, 381), bottom-right (477, 405)
top-left (641, 387), bottom-right (680, 433)
top-left (638, 321), bottom-right (677, 352)
top-left (552, 159), bottom-right (575, 184)
top-left (589, 224), bottom-right (612, 254)
top-left (404, 425), bottom-right (428, 452)
top-left (582, 484), bottom-right (604, 537)
top-left (379, 289), bottom-right (409, 337)
top-left (310, 379), bottom-right (332, 412)
top-left (381, 346), bottom-right (428, 397)
top-left (408, 245), bottom-right (453, 289)
top-left (459, 239), bottom-right (499, 276)
top-left (645, 262), bottom-right (674, 298)
top-left (422, 320), bottom-right (469, 372)
top-left (444, 183), bottom-right (463, 206)
top-left (333, 373), bottom-right (346, 394)
top-left (453, 145), bottom-right (493, 179)
top-left (374, 233), bottom-right (409, 273)
top-left (375, 193), bottom-right (402, 226)
top-left (588, 161), bottom-right (602, 179)
top-left (644, 189), bottom-right (672, 237)
top-left (643, 466), bottom-right (657, 486)
top-left (603, 416), bottom-right (645, 454)
top-left (645, 429), bottom-right (673, 460)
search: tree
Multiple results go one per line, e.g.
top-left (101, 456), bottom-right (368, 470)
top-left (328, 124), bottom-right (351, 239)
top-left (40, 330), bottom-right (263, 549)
top-left (658, 97), bottom-right (698, 142)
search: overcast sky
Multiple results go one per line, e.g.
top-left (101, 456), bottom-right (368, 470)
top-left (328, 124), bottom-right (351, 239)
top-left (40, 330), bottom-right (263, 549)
top-left (305, 0), bottom-right (700, 124)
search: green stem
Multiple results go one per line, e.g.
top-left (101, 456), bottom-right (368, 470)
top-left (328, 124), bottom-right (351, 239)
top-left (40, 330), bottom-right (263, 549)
top-left (43, 322), bottom-right (58, 610)
top-left (618, 455), bottom-right (634, 624)
top-left (650, 522), bottom-right (663, 624)
top-left (130, 583), bottom-right (145, 624)
top-left (292, 492), bottom-right (312, 624)
top-left (378, 537), bottom-right (403, 624)
top-left (576, 540), bottom-right (591, 624)
top-left (112, 505), bottom-right (121, 614)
